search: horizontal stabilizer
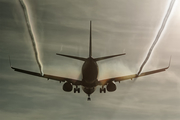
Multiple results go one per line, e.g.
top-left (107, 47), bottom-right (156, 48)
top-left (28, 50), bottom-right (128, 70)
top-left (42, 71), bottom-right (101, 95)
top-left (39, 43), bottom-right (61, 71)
top-left (56, 53), bottom-right (86, 61)
top-left (94, 53), bottom-right (126, 61)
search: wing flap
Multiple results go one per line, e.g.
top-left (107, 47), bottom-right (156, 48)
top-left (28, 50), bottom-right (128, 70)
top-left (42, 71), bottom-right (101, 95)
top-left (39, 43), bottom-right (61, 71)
top-left (12, 67), bottom-right (42, 77)
top-left (11, 67), bottom-right (82, 85)
top-left (98, 66), bottom-right (169, 85)
top-left (138, 67), bottom-right (168, 77)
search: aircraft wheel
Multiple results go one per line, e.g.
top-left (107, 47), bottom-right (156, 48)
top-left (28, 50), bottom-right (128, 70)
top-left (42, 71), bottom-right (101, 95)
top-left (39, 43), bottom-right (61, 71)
top-left (87, 94), bottom-right (91, 101)
top-left (103, 88), bottom-right (106, 93)
top-left (87, 97), bottom-right (91, 101)
top-left (74, 88), bottom-right (76, 93)
top-left (100, 88), bottom-right (102, 93)
top-left (78, 88), bottom-right (80, 93)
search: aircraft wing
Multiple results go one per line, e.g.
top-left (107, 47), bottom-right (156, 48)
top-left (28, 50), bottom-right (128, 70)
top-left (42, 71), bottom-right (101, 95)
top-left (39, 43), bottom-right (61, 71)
top-left (98, 66), bottom-right (169, 86)
top-left (11, 67), bottom-right (82, 85)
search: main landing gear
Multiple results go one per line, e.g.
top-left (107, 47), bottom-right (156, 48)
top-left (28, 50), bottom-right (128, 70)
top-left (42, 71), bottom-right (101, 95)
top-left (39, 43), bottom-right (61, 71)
top-left (74, 86), bottom-right (80, 93)
top-left (100, 86), bottom-right (106, 93)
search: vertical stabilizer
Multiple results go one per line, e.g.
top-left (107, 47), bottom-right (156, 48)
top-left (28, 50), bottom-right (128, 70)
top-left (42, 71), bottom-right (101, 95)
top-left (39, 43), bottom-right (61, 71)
top-left (89, 21), bottom-right (92, 57)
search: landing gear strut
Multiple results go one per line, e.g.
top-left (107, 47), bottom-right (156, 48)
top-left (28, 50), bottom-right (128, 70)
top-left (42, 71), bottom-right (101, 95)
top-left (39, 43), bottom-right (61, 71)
top-left (74, 86), bottom-right (80, 93)
top-left (100, 86), bottom-right (106, 93)
top-left (87, 94), bottom-right (91, 101)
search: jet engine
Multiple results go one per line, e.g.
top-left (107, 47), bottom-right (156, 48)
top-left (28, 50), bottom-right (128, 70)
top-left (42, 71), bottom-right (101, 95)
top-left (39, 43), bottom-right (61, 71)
top-left (63, 82), bottom-right (73, 92)
top-left (107, 82), bottom-right (116, 92)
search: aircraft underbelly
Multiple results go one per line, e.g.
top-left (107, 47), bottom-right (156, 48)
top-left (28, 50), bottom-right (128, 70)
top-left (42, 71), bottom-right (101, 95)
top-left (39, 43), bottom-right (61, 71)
top-left (82, 59), bottom-right (98, 83)
top-left (82, 86), bottom-right (95, 95)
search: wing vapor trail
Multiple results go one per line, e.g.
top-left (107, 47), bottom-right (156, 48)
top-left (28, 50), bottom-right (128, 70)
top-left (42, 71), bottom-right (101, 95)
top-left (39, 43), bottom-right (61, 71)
top-left (19, 0), bottom-right (44, 75)
top-left (136, 0), bottom-right (176, 77)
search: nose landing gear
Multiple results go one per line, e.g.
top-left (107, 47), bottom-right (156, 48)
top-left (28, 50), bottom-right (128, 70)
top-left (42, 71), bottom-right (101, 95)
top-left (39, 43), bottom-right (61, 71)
top-left (87, 94), bottom-right (91, 101)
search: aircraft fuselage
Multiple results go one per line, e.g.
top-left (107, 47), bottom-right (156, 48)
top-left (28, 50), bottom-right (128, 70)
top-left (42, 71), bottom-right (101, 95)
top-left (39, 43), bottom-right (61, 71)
top-left (81, 57), bottom-right (98, 96)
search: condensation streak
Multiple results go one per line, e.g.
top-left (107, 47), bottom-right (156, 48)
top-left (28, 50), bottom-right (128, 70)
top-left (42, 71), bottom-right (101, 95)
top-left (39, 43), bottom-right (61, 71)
top-left (19, 0), bottom-right (44, 75)
top-left (137, 0), bottom-right (176, 76)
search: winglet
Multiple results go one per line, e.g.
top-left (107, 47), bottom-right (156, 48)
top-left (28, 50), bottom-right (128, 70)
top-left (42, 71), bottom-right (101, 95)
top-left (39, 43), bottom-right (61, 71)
top-left (9, 56), bottom-right (12, 68)
top-left (167, 56), bottom-right (172, 68)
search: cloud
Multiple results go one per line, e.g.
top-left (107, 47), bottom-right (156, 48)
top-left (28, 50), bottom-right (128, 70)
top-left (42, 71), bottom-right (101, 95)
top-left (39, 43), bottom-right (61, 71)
top-left (0, 0), bottom-right (180, 120)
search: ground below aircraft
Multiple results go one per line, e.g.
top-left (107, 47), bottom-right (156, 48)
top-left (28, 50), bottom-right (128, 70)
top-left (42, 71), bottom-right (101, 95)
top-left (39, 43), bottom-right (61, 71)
top-left (11, 21), bottom-right (170, 101)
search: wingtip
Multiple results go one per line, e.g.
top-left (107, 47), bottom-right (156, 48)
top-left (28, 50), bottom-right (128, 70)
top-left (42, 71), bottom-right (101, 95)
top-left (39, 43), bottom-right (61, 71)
top-left (11, 66), bottom-right (15, 70)
top-left (120, 52), bottom-right (126, 56)
top-left (56, 53), bottom-right (62, 56)
top-left (168, 56), bottom-right (172, 68)
top-left (8, 57), bottom-right (18, 70)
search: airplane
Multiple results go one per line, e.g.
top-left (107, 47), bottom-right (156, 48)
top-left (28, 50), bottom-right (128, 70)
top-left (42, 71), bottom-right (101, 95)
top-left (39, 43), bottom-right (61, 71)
top-left (11, 21), bottom-right (170, 101)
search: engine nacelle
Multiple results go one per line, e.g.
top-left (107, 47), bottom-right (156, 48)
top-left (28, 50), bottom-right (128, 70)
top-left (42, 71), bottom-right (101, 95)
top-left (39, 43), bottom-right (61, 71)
top-left (63, 82), bottom-right (73, 92)
top-left (107, 82), bottom-right (116, 92)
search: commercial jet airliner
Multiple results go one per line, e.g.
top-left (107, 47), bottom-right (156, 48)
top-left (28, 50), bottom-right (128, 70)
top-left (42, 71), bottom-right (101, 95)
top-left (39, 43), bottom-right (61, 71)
top-left (11, 21), bottom-right (170, 101)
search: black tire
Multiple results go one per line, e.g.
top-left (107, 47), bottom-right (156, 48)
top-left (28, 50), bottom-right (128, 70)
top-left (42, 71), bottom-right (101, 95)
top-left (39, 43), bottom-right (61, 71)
top-left (103, 88), bottom-right (106, 93)
top-left (78, 88), bottom-right (80, 93)
top-left (100, 88), bottom-right (102, 93)
top-left (87, 98), bottom-right (91, 101)
top-left (74, 88), bottom-right (76, 93)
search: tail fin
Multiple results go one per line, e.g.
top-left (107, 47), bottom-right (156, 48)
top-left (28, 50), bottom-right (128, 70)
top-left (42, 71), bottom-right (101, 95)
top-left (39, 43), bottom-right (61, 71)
top-left (56, 21), bottom-right (93, 61)
top-left (89, 21), bottom-right (126, 61)
top-left (89, 21), bottom-right (92, 57)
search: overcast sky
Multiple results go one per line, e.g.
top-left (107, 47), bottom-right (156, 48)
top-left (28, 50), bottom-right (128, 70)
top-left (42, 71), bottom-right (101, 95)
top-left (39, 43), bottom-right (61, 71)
top-left (0, 0), bottom-right (180, 120)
